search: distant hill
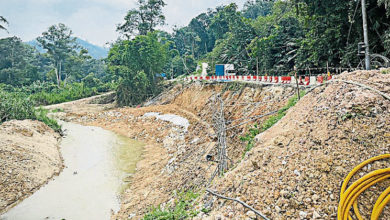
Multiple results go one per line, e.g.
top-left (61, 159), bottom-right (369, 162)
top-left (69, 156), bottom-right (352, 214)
top-left (26, 38), bottom-right (109, 59)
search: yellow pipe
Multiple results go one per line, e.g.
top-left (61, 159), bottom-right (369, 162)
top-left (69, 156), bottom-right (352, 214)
top-left (372, 194), bottom-right (390, 219)
top-left (337, 154), bottom-right (390, 220)
top-left (342, 174), bottom-right (390, 220)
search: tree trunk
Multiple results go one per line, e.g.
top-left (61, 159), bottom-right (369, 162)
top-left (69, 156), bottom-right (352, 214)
top-left (56, 60), bottom-right (62, 87)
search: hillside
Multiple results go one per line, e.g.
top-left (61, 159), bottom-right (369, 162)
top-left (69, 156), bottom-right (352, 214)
top-left (26, 38), bottom-right (108, 59)
top-left (200, 70), bottom-right (390, 219)
top-left (49, 69), bottom-right (390, 219)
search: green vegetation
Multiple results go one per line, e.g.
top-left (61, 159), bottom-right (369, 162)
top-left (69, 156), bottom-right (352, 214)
top-left (51, 108), bottom-right (64, 113)
top-left (0, 21), bottom-right (115, 129)
top-left (261, 91), bottom-right (306, 131)
top-left (0, 90), bottom-right (60, 132)
top-left (108, 32), bottom-right (169, 106)
top-left (30, 82), bottom-right (114, 105)
top-left (0, 29), bottom-right (111, 88)
top-left (381, 68), bottom-right (390, 74)
top-left (168, 0), bottom-right (390, 75)
top-left (240, 91), bottom-right (306, 156)
top-left (240, 124), bottom-right (260, 158)
top-left (143, 191), bottom-right (200, 220)
top-left (2, 0), bottom-right (390, 124)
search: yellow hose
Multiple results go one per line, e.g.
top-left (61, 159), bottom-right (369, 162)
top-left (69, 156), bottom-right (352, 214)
top-left (337, 154), bottom-right (390, 220)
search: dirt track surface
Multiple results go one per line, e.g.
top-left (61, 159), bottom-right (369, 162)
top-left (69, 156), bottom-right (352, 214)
top-left (0, 120), bottom-right (62, 214)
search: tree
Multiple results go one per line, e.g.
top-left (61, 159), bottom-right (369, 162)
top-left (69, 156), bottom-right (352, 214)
top-left (107, 32), bottom-right (169, 106)
top-left (0, 16), bottom-right (8, 31)
top-left (207, 3), bottom-right (256, 74)
top-left (249, 1), bottom-right (304, 71)
top-left (117, 0), bottom-right (166, 38)
top-left (0, 37), bottom-right (39, 86)
top-left (63, 48), bottom-right (92, 85)
top-left (378, 0), bottom-right (390, 16)
top-left (242, 0), bottom-right (275, 19)
top-left (37, 23), bottom-right (78, 87)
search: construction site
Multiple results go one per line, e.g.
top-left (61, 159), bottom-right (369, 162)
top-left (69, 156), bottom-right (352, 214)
top-left (0, 68), bottom-right (388, 219)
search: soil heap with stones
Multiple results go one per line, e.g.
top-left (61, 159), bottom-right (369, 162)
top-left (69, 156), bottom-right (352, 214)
top-left (199, 70), bottom-right (390, 219)
top-left (0, 120), bottom-right (62, 214)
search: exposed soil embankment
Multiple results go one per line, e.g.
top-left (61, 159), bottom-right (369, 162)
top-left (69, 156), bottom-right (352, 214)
top-left (0, 120), bottom-right (62, 214)
top-left (57, 71), bottom-right (390, 219)
top-left (60, 82), bottom-right (296, 219)
top-left (201, 70), bottom-right (390, 219)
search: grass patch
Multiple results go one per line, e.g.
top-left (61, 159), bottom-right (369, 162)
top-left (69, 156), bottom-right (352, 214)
top-left (143, 191), bottom-right (200, 220)
top-left (35, 108), bottom-right (62, 132)
top-left (261, 91), bottom-right (306, 132)
top-left (0, 90), bottom-right (61, 132)
top-left (51, 108), bottom-right (64, 113)
top-left (240, 91), bottom-right (306, 157)
top-left (380, 68), bottom-right (390, 74)
top-left (240, 124), bottom-right (260, 158)
top-left (30, 83), bottom-right (99, 106)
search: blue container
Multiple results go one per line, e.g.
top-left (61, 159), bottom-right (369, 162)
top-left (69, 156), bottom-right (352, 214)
top-left (215, 65), bottom-right (225, 76)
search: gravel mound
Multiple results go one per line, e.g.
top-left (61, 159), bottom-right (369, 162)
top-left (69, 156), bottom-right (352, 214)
top-left (202, 70), bottom-right (390, 219)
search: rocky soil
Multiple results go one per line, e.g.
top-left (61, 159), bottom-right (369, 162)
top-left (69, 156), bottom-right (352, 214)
top-left (200, 70), bottom-right (390, 219)
top-left (53, 70), bottom-right (390, 219)
top-left (0, 120), bottom-right (63, 214)
top-left (58, 82), bottom-right (296, 219)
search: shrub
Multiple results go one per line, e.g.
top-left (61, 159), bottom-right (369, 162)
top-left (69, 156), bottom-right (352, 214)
top-left (0, 90), bottom-right (61, 132)
top-left (116, 71), bottom-right (159, 106)
top-left (240, 124), bottom-right (260, 158)
top-left (143, 191), bottom-right (199, 220)
top-left (30, 83), bottom-right (98, 105)
top-left (0, 90), bottom-right (36, 122)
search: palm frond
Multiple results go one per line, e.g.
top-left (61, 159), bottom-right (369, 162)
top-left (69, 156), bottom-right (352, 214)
top-left (0, 16), bottom-right (8, 31)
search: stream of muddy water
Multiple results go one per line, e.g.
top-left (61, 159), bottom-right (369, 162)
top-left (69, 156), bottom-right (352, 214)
top-left (1, 122), bottom-right (143, 220)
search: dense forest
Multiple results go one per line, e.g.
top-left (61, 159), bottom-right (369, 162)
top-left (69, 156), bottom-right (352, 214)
top-left (1, 0), bottom-right (390, 123)
top-left (108, 0), bottom-right (390, 105)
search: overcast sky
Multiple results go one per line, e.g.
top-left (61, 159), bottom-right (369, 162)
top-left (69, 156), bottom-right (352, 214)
top-left (0, 0), bottom-right (247, 47)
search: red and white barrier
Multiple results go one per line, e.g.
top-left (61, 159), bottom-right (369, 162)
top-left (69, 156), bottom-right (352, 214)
top-left (185, 74), bottom-right (333, 86)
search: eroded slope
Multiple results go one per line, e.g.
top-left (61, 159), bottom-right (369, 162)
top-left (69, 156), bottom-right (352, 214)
top-left (202, 70), bottom-right (390, 219)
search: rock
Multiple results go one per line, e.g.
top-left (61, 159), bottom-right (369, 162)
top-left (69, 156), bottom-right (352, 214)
top-left (313, 210), bottom-right (321, 219)
top-left (214, 214), bottom-right (222, 220)
top-left (246, 210), bottom-right (256, 219)
top-left (299, 211), bottom-right (308, 219)
top-left (280, 190), bottom-right (289, 197)
top-left (312, 194), bottom-right (319, 202)
top-left (275, 205), bottom-right (282, 213)
top-left (294, 170), bottom-right (301, 176)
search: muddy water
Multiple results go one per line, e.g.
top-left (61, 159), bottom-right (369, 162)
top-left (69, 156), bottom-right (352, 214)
top-left (1, 122), bottom-right (143, 220)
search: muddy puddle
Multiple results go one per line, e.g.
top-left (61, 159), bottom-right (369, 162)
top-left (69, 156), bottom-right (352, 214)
top-left (1, 122), bottom-right (143, 220)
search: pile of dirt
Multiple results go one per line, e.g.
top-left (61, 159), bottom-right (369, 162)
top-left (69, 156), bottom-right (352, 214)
top-left (0, 120), bottom-right (63, 214)
top-left (199, 70), bottom-right (390, 219)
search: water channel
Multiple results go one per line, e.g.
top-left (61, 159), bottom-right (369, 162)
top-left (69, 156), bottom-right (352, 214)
top-left (1, 122), bottom-right (143, 220)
